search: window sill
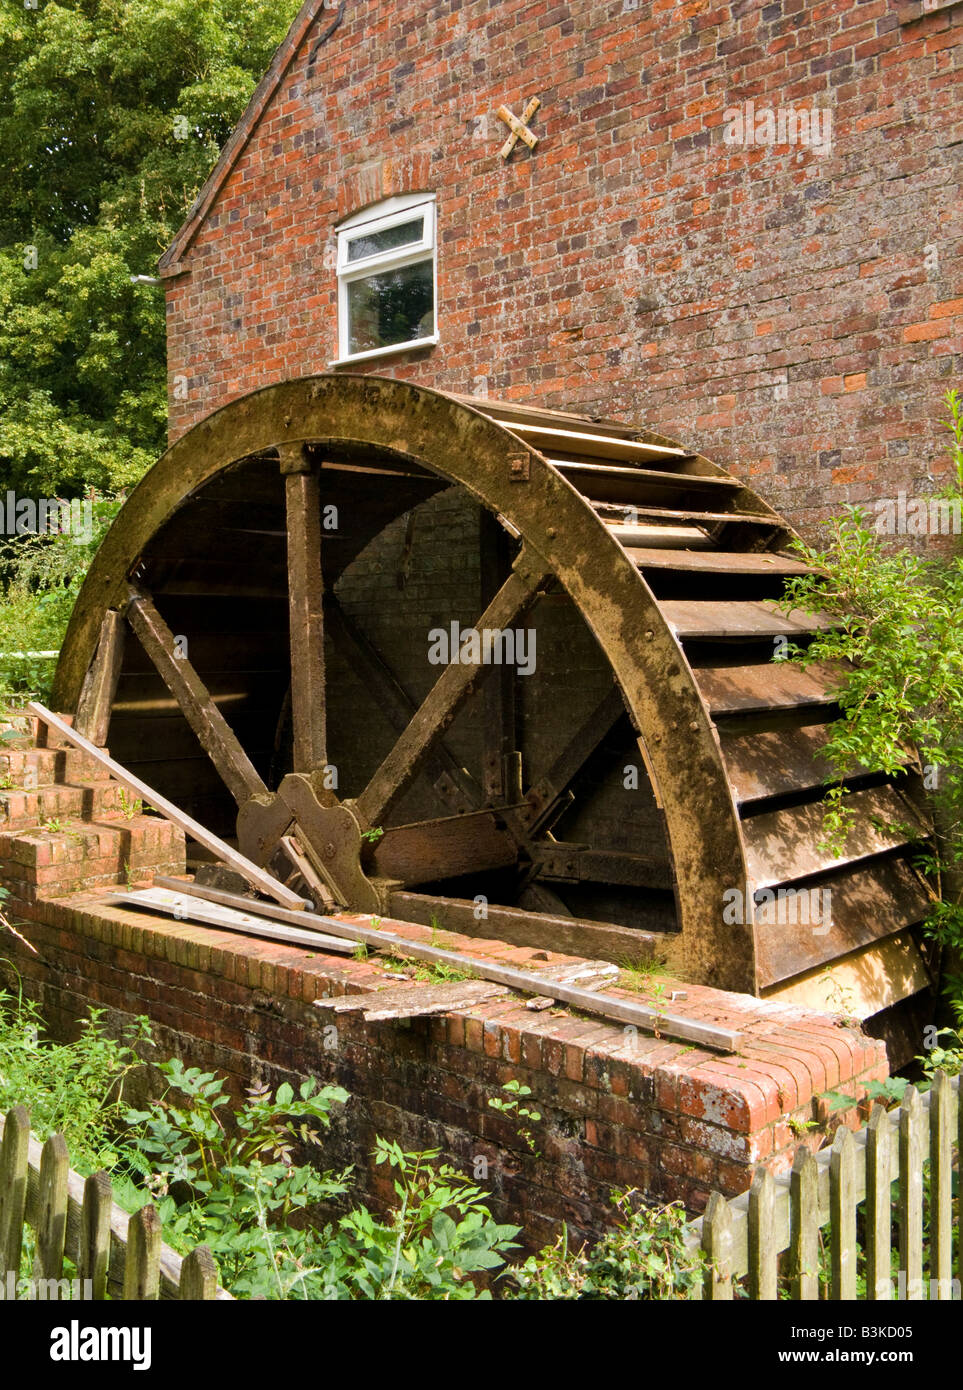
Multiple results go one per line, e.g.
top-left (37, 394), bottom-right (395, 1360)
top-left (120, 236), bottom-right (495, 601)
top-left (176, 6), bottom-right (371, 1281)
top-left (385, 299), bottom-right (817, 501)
top-left (329, 334), bottom-right (439, 368)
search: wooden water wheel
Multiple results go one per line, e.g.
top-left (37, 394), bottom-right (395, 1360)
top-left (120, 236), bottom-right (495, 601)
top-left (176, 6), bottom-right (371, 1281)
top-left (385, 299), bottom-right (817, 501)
top-left (53, 375), bottom-right (935, 1023)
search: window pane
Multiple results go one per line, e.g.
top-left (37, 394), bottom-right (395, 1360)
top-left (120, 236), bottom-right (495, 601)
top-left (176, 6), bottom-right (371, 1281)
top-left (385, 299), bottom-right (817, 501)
top-left (346, 217), bottom-right (424, 263)
top-left (346, 259), bottom-right (434, 355)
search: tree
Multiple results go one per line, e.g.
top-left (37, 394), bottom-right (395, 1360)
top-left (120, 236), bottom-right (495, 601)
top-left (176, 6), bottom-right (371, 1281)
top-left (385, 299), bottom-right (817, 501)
top-left (0, 0), bottom-right (303, 497)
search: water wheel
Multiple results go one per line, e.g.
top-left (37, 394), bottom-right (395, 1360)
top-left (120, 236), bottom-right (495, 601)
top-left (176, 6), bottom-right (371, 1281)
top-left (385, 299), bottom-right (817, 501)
top-left (54, 375), bottom-right (935, 1024)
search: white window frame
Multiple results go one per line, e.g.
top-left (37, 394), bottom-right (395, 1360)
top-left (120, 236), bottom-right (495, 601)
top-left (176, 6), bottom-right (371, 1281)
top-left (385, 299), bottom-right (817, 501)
top-left (332, 194), bottom-right (438, 365)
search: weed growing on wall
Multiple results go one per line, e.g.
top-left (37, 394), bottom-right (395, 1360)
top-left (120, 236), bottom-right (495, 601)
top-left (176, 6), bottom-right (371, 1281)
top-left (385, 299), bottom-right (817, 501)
top-left (779, 388), bottom-right (963, 1023)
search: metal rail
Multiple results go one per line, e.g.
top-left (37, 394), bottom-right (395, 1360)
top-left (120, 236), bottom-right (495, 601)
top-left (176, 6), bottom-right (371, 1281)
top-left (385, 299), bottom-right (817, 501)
top-left (148, 876), bottom-right (743, 1053)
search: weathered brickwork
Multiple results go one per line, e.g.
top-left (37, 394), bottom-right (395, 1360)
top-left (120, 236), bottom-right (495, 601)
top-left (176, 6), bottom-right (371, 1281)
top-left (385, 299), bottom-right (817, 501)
top-left (0, 896), bottom-right (887, 1244)
top-left (0, 722), bottom-right (891, 1240)
top-left (163, 0), bottom-right (962, 535)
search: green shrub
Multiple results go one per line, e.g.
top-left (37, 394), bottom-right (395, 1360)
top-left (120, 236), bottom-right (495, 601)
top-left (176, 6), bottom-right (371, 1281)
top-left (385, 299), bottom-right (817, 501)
top-left (0, 492), bottom-right (122, 703)
top-left (0, 983), bottom-right (151, 1171)
top-left (509, 1190), bottom-right (704, 1300)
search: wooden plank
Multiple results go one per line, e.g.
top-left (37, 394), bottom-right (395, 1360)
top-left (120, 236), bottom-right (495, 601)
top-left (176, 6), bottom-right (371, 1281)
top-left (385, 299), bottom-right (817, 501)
top-left (389, 889), bottom-right (665, 967)
top-left (720, 722), bottom-right (837, 803)
top-left (79, 1170), bottom-right (112, 1301)
top-left (284, 464), bottom-right (328, 773)
top-left (695, 661), bottom-right (844, 715)
top-left (136, 878), bottom-right (737, 1050)
top-left (354, 554), bottom-right (550, 828)
top-left (743, 785), bottom-right (928, 887)
top-left (106, 886), bottom-right (356, 955)
top-left (601, 508), bottom-right (777, 533)
top-left (627, 548), bottom-right (811, 576)
top-left (531, 844), bottom-right (673, 891)
top-left (27, 703), bottom-right (307, 911)
top-left (0, 1105), bottom-right (29, 1283)
top-left (762, 931), bottom-right (931, 1020)
top-left (661, 600), bottom-right (832, 641)
top-left (1, 1111), bottom-right (232, 1300)
top-left (35, 1133), bottom-right (69, 1290)
top-left (829, 1126), bottom-right (857, 1301)
top-left (500, 420), bottom-right (690, 463)
top-left (127, 589), bottom-right (268, 807)
top-left (686, 1077), bottom-right (961, 1293)
top-left (319, 979), bottom-right (509, 1021)
top-left (899, 1086), bottom-right (924, 1300)
top-left (753, 853), bottom-right (933, 989)
top-left (124, 1205), bottom-right (161, 1301)
top-left (702, 1192), bottom-right (733, 1300)
top-left (74, 610), bottom-right (125, 746)
top-left (748, 1167), bottom-right (776, 1300)
top-left (865, 1105), bottom-right (893, 1301)
top-left (929, 1069), bottom-right (954, 1297)
top-left (178, 1244), bottom-right (219, 1300)
top-left (789, 1145), bottom-right (819, 1300)
top-left (370, 809), bottom-right (520, 884)
top-left (549, 457), bottom-right (738, 496)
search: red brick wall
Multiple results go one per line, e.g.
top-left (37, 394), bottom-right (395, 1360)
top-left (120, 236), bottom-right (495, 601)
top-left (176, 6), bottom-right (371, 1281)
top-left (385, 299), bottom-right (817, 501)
top-left (164, 0), bottom-right (962, 535)
top-left (0, 890), bottom-right (887, 1247)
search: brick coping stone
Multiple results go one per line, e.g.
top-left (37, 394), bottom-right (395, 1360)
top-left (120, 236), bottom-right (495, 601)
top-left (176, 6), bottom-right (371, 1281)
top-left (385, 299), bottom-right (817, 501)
top-left (0, 875), bottom-right (890, 1243)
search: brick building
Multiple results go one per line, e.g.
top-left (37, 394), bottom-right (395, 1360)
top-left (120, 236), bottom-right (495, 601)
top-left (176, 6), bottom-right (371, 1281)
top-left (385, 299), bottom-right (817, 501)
top-left (160, 0), bottom-right (962, 533)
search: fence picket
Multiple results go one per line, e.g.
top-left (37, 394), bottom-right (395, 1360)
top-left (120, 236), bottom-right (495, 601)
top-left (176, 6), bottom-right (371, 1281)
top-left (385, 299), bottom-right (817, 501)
top-left (35, 1133), bottom-right (69, 1291)
top-left (79, 1170), bottom-right (112, 1300)
top-left (899, 1085), bottom-right (924, 1300)
top-left (179, 1243), bottom-right (219, 1300)
top-left (748, 1166), bottom-right (776, 1300)
top-left (702, 1191), bottom-right (733, 1300)
top-left (0, 1105), bottom-right (30, 1289)
top-left (829, 1126), bottom-right (857, 1300)
top-left (789, 1144), bottom-right (819, 1300)
top-left (865, 1104), bottom-right (892, 1301)
top-left (0, 1108), bottom-right (232, 1301)
top-left (929, 1070), bottom-right (954, 1299)
top-left (124, 1204), bottom-right (162, 1301)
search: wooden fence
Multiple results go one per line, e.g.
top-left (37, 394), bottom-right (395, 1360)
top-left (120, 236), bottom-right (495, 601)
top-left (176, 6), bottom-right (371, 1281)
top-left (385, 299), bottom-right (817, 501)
top-left (0, 1105), bottom-right (232, 1300)
top-left (686, 1072), bottom-right (961, 1300)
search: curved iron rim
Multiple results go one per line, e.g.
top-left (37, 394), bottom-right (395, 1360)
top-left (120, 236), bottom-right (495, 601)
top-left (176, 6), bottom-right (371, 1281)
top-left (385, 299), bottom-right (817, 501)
top-left (54, 373), bottom-right (758, 992)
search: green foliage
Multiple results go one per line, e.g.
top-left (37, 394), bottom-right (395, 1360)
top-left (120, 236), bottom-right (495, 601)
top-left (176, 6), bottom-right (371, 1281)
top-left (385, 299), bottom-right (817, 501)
top-left (120, 1061), bottom-right (352, 1299)
top-left (510, 1190), bottom-right (704, 1300)
top-left (0, 0), bottom-right (303, 498)
top-left (318, 1140), bottom-right (521, 1300)
top-left (779, 388), bottom-right (963, 1015)
top-left (0, 492), bottom-right (122, 702)
top-left (487, 1078), bottom-right (542, 1155)
top-left (0, 984), bottom-right (152, 1169)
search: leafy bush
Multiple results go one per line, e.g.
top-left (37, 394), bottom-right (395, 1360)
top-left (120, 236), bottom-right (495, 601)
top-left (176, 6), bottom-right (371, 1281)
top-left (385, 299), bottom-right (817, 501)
top-left (318, 1140), bottom-right (520, 1300)
top-left (119, 1060), bottom-right (353, 1300)
top-left (779, 387), bottom-right (963, 1022)
top-left (509, 1190), bottom-right (704, 1300)
top-left (0, 491), bottom-right (122, 703)
top-left (0, 984), bottom-right (151, 1170)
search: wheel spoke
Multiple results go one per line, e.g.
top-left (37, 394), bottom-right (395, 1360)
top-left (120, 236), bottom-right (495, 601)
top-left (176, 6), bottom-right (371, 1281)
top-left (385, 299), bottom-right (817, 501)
top-left (74, 609), bottom-right (125, 746)
top-left (283, 446), bottom-right (327, 774)
top-left (353, 549), bottom-right (550, 829)
top-left (325, 594), bottom-right (481, 814)
top-left (519, 685), bottom-right (627, 833)
top-left (126, 587), bottom-right (267, 806)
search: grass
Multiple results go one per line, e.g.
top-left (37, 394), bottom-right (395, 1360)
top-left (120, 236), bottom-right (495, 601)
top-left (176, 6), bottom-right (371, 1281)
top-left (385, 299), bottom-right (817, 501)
top-left (617, 955), bottom-right (670, 995)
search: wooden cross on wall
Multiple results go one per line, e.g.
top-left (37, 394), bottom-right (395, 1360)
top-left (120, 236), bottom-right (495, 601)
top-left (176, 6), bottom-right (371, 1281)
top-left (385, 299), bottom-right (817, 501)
top-left (496, 97), bottom-right (540, 160)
